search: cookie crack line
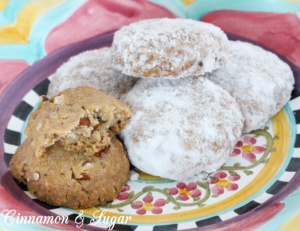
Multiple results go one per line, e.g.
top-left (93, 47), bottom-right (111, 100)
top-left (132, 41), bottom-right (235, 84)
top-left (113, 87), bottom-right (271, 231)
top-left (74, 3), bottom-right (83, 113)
top-left (24, 87), bottom-right (132, 158)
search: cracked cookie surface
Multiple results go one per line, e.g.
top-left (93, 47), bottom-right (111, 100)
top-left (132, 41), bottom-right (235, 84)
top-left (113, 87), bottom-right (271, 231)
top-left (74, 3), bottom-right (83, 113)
top-left (9, 137), bottom-right (129, 209)
top-left (24, 86), bottom-right (132, 158)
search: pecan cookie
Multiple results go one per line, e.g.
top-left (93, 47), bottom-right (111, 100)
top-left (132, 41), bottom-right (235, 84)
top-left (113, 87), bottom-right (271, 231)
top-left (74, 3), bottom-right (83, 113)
top-left (209, 41), bottom-right (294, 132)
top-left (25, 87), bottom-right (132, 158)
top-left (112, 18), bottom-right (229, 78)
top-left (9, 137), bottom-right (129, 209)
top-left (121, 77), bottom-right (244, 181)
top-left (48, 47), bottom-right (138, 99)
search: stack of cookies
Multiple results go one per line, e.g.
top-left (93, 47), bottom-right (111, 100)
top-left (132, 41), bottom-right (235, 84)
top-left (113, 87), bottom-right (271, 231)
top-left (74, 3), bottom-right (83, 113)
top-left (10, 18), bottom-right (295, 208)
top-left (47, 18), bottom-right (294, 182)
top-left (110, 18), bottom-right (294, 181)
top-left (10, 87), bottom-right (132, 208)
top-left (112, 19), bottom-right (244, 181)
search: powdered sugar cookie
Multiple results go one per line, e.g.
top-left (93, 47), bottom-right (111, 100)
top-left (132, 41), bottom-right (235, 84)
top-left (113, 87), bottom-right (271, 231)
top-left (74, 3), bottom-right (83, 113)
top-left (48, 48), bottom-right (138, 98)
top-left (209, 41), bottom-right (294, 133)
top-left (112, 18), bottom-right (229, 79)
top-left (121, 78), bottom-right (244, 181)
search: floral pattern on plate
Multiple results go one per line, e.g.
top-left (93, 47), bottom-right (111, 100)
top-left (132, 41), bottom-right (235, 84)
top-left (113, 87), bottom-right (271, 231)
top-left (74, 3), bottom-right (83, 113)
top-left (99, 128), bottom-right (274, 215)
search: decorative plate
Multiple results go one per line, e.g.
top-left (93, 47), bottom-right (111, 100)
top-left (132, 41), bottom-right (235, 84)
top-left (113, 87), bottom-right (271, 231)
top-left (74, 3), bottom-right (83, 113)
top-left (0, 31), bottom-right (300, 231)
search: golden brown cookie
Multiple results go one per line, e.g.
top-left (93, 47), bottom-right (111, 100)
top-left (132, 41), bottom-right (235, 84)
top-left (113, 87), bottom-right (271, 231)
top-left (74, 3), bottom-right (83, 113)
top-left (24, 87), bottom-right (132, 158)
top-left (9, 138), bottom-right (129, 209)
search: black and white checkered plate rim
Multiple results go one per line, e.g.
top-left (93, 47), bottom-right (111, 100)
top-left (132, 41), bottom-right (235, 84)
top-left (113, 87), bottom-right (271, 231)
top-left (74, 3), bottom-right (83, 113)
top-left (3, 78), bottom-right (300, 231)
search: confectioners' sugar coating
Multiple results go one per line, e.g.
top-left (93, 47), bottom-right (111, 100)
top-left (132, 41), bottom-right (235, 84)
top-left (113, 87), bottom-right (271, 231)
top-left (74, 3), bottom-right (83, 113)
top-left (48, 48), bottom-right (138, 99)
top-left (209, 41), bottom-right (294, 133)
top-left (121, 78), bottom-right (244, 181)
top-left (112, 18), bottom-right (229, 78)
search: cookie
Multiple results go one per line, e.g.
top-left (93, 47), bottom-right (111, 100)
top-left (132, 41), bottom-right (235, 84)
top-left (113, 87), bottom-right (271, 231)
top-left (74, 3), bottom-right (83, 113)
top-left (209, 41), bottom-right (294, 133)
top-left (9, 138), bottom-right (129, 209)
top-left (120, 77), bottom-right (244, 181)
top-left (47, 48), bottom-right (138, 99)
top-left (111, 18), bottom-right (229, 78)
top-left (24, 87), bottom-right (132, 158)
